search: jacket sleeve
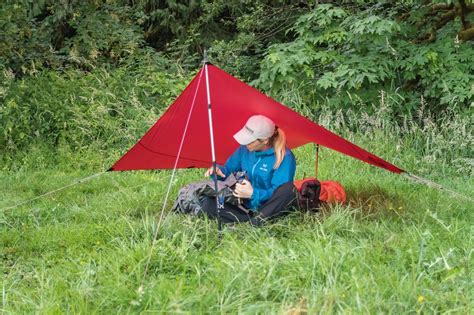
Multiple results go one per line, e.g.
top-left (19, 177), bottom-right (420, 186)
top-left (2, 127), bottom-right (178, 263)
top-left (219, 146), bottom-right (243, 177)
top-left (249, 151), bottom-right (296, 210)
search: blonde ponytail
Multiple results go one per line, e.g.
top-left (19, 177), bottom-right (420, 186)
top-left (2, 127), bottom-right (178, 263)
top-left (272, 127), bottom-right (286, 169)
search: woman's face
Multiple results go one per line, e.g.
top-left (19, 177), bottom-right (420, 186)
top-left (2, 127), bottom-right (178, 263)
top-left (246, 138), bottom-right (270, 151)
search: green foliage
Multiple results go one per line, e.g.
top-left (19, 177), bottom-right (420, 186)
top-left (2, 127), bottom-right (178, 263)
top-left (0, 0), bottom-right (147, 73)
top-left (0, 1), bottom-right (53, 75)
top-left (2, 1), bottom-right (471, 115)
top-left (256, 2), bottom-right (474, 113)
top-left (203, 0), bottom-right (303, 81)
top-left (0, 0), bottom-right (305, 76)
top-left (0, 55), bottom-right (190, 154)
top-left (60, 6), bottom-right (145, 68)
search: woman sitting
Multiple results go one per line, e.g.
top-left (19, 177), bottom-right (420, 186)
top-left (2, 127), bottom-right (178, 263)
top-left (201, 115), bottom-right (297, 225)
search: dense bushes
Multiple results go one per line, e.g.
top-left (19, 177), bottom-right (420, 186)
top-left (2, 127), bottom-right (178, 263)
top-left (1, 55), bottom-right (190, 152)
top-left (256, 3), bottom-right (474, 113)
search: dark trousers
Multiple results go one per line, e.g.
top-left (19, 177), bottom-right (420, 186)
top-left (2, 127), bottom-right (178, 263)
top-left (200, 182), bottom-right (297, 225)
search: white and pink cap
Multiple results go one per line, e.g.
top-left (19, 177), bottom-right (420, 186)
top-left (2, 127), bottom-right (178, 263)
top-left (233, 115), bottom-right (275, 145)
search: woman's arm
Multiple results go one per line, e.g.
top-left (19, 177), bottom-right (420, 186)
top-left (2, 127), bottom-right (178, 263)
top-left (219, 146), bottom-right (243, 177)
top-left (206, 146), bottom-right (243, 178)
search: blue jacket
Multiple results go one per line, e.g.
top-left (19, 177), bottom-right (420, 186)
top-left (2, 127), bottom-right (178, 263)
top-left (219, 145), bottom-right (296, 210)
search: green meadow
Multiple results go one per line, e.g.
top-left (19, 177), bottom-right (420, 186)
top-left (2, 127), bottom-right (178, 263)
top-left (1, 104), bottom-right (472, 313)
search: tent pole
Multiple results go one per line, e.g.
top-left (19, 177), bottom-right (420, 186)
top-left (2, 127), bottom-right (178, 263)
top-left (315, 144), bottom-right (320, 179)
top-left (203, 56), bottom-right (223, 236)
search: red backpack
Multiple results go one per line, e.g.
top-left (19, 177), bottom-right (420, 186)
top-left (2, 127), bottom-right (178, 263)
top-left (294, 178), bottom-right (346, 211)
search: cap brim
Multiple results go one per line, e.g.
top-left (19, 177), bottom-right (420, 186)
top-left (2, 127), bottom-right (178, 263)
top-left (233, 127), bottom-right (257, 145)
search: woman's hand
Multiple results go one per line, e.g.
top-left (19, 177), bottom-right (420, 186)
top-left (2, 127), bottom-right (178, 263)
top-left (204, 166), bottom-right (225, 178)
top-left (233, 179), bottom-right (253, 199)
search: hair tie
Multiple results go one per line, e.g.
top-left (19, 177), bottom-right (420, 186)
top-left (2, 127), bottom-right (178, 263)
top-left (273, 126), bottom-right (279, 137)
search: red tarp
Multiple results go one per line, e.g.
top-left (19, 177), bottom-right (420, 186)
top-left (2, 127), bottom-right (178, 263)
top-left (110, 64), bottom-right (403, 174)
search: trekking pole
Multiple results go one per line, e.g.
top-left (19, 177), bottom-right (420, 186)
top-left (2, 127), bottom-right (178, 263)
top-left (203, 50), bottom-right (223, 237)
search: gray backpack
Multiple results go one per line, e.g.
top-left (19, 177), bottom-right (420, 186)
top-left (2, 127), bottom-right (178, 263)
top-left (172, 172), bottom-right (248, 215)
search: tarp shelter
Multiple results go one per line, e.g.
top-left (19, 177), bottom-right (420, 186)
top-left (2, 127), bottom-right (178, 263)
top-left (110, 64), bottom-right (403, 174)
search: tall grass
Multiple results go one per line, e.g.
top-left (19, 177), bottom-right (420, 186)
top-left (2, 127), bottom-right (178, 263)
top-left (280, 88), bottom-right (473, 178)
top-left (1, 163), bottom-right (472, 313)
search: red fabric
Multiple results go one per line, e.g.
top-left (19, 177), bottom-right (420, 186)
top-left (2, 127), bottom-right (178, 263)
top-left (110, 64), bottom-right (403, 173)
top-left (319, 181), bottom-right (346, 204)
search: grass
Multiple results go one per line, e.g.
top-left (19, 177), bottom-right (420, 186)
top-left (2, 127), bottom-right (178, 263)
top-left (1, 92), bottom-right (473, 313)
top-left (1, 125), bottom-right (473, 313)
